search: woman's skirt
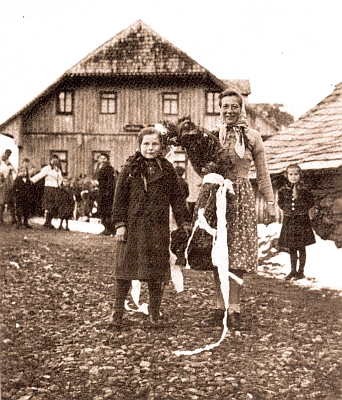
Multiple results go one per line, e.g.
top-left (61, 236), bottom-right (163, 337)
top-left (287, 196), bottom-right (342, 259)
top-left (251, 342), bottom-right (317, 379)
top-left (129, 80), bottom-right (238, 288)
top-left (42, 186), bottom-right (60, 214)
top-left (187, 177), bottom-right (258, 273)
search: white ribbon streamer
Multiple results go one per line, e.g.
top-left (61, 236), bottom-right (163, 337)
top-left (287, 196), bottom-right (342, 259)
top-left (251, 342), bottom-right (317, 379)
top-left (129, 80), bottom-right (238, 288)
top-left (175, 173), bottom-right (242, 356)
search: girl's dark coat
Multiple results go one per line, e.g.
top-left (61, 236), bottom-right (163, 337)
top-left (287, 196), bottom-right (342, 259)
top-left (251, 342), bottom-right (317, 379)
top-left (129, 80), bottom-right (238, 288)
top-left (12, 176), bottom-right (35, 215)
top-left (278, 185), bottom-right (316, 249)
top-left (112, 154), bottom-right (189, 282)
top-left (57, 187), bottom-right (75, 219)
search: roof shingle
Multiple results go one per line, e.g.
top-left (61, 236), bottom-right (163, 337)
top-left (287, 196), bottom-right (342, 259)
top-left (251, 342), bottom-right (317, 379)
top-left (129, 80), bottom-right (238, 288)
top-left (264, 82), bottom-right (342, 174)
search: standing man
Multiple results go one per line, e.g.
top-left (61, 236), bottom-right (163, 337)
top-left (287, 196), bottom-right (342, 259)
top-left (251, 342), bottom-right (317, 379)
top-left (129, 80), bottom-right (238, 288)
top-left (94, 153), bottom-right (116, 235)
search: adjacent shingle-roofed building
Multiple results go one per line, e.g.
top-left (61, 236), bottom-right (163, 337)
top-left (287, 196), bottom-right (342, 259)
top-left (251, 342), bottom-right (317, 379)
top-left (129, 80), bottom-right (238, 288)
top-left (220, 79), bottom-right (251, 98)
top-left (264, 82), bottom-right (342, 174)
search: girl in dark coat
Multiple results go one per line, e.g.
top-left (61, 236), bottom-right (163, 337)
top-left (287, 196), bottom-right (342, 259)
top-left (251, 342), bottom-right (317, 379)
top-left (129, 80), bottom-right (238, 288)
top-left (111, 127), bottom-right (191, 330)
top-left (278, 164), bottom-right (316, 280)
top-left (57, 177), bottom-right (75, 230)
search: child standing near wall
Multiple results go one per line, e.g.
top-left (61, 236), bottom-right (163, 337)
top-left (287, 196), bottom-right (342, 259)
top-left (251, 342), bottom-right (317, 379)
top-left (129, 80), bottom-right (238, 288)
top-left (278, 164), bottom-right (316, 280)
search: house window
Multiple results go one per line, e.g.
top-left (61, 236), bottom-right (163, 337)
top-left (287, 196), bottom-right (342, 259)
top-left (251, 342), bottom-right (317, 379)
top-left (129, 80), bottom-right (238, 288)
top-left (50, 150), bottom-right (68, 176)
top-left (162, 93), bottom-right (179, 115)
top-left (100, 92), bottom-right (117, 114)
top-left (57, 90), bottom-right (73, 114)
top-left (206, 92), bottom-right (220, 115)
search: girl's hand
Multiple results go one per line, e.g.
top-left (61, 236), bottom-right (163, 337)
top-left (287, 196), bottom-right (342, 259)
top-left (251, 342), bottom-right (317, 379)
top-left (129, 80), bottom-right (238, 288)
top-left (116, 226), bottom-right (127, 242)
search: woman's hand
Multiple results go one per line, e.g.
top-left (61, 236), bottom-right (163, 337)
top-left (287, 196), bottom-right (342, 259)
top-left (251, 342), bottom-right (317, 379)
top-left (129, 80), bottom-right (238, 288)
top-left (116, 226), bottom-right (127, 242)
top-left (264, 203), bottom-right (276, 225)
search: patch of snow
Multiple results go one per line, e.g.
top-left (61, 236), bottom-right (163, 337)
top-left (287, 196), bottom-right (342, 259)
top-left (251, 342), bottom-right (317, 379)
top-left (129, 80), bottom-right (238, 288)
top-left (258, 223), bottom-right (342, 293)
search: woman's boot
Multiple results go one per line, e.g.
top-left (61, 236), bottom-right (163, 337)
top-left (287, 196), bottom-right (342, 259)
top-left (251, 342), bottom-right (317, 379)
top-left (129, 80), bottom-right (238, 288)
top-left (296, 266), bottom-right (305, 279)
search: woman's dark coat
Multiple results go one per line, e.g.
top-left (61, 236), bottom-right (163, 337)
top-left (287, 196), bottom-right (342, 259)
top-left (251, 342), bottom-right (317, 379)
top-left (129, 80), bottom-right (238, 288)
top-left (96, 163), bottom-right (116, 218)
top-left (112, 154), bottom-right (189, 282)
top-left (278, 185), bottom-right (316, 249)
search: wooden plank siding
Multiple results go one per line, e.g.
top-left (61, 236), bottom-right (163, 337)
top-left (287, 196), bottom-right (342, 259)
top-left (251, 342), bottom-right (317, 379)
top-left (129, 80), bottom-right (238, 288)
top-left (20, 133), bottom-right (137, 177)
top-left (20, 84), bottom-right (222, 179)
top-left (23, 85), bottom-right (217, 135)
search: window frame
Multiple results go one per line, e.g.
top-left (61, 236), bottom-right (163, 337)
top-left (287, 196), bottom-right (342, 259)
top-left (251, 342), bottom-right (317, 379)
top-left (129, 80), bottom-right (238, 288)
top-left (162, 92), bottom-right (179, 115)
top-left (100, 91), bottom-right (117, 114)
top-left (206, 91), bottom-right (221, 115)
top-left (56, 90), bottom-right (74, 115)
top-left (50, 150), bottom-right (68, 176)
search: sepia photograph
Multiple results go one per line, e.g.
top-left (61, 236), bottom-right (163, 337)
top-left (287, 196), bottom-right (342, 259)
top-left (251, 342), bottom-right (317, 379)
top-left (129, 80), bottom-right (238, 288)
top-left (1, 1), bottom-right (341, 399)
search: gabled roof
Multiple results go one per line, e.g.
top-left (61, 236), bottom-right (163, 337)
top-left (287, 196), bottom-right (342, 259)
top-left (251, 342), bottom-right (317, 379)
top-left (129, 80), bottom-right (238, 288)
top-left (67, 19), bottom-right (221, 80)
top-left (0, 20), bottom-right (225, 128)
top-left (264, 81), bottom-right (342, 174)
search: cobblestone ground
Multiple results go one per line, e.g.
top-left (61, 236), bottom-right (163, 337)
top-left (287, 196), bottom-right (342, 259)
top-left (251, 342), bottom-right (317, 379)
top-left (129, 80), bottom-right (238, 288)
top-left (1, 221), bottom-right (342, 399)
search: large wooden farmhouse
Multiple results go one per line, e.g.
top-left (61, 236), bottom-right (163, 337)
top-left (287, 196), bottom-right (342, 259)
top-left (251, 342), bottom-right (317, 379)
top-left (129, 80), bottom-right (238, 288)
top-left (0, 20), bottom-right (277, 185)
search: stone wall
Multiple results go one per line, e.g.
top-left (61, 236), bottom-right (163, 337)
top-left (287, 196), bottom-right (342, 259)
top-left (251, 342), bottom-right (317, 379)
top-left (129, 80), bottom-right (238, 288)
top-left (309, 167), bottom-right (342, 248)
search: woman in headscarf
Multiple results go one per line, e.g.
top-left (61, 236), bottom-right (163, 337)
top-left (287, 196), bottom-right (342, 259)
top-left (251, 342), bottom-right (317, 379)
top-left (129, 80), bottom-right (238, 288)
top-left (175, 89), bottom-right (275, 330)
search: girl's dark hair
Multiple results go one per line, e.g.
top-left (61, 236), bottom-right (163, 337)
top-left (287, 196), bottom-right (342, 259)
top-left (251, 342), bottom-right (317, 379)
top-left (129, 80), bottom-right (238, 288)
top-left (138, 127), bottom-right (162, 146)
top-left (218, 89), bottom-right (243, 107)
top-left (284, 163), bottom-right (306, 188)
top-left (285, 163), bottom-right (302, 176)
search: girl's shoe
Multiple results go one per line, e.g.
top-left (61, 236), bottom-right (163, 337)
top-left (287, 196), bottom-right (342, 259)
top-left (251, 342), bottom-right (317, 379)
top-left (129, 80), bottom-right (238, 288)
top-left (296, 272), bottom-right (305, 280)
top-left (285, 271), bottom-right (297, 280)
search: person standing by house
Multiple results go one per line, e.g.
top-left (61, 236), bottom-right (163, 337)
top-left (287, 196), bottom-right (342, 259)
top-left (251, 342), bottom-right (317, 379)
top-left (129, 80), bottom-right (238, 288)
top-left (111, 127), bottom-right (191, 331)
top-left (30, 154), bottom-right (63, 229)
top-left (94, 153), bottom-right (116, 235)
top-left (57, 177), bottom-right (75, 230)
top-left (0, 172), bottom-right (6, 225)
top-left (0, 149), bottom-right (17, 225)
top-left (12, 166), bottom-right (34, 228)
top-left (278, 164), bottom-right (316, 280)
top-left (172, 89), bottom-right (275, 330)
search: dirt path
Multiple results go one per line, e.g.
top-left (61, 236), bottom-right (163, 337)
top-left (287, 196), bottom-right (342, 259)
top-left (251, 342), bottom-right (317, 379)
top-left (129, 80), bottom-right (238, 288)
top-left (1, 223), bottom-right (341, 399)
